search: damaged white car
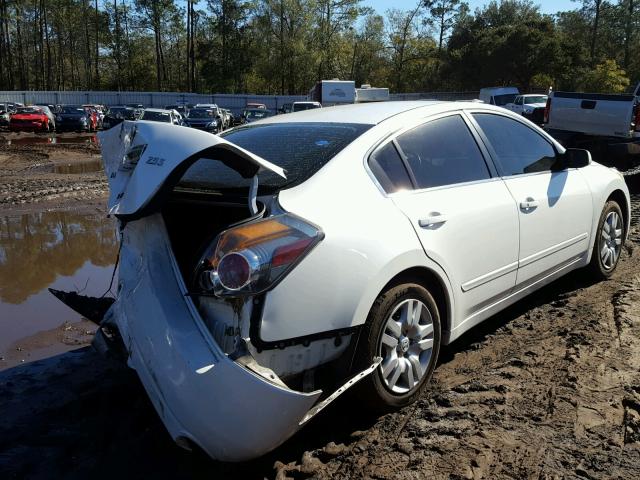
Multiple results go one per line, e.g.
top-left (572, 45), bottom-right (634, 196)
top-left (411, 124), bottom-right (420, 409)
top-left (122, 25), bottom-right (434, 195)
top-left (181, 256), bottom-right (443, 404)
top-left (53, 102), bottom-right (630, 461)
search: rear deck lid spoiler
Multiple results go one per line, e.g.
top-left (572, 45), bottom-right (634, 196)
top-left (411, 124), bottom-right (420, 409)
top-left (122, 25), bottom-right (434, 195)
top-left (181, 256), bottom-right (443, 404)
top-left (98, 120), bottom-right (286, 219)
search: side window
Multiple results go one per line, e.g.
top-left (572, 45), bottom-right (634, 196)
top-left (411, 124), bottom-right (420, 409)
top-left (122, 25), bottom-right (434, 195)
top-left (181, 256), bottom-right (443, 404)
top-left (368, 142), bottom-right (412, 193)
top-left (395, 114), bottom-right (491, 189)
top-left (472, 113), bottom-right (557, 175)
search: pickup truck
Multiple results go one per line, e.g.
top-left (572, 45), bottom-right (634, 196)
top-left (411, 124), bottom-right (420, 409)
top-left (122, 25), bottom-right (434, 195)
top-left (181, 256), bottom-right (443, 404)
top-left (505, 94), bottom-right (548, 124)
top-left (544, 82), bottom-right (640, 169)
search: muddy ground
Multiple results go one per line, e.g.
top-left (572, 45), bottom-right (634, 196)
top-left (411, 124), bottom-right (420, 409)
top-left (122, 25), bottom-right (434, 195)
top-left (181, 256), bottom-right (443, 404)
top-left (1, 131), bottom-right (640, 479)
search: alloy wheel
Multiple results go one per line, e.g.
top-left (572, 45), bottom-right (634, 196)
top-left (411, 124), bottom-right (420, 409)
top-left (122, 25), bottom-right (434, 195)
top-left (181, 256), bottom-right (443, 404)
top-left (378, 298), bottom-right (435, 394)
top-left (600, 211), bottom-right (623, 270)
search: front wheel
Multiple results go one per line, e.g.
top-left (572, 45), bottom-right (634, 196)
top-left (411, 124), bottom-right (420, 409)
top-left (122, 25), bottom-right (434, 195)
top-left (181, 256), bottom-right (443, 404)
top-left (354, 282), bottom-right (441, 411)
top-left (589, 200), bottom-right (625, 278)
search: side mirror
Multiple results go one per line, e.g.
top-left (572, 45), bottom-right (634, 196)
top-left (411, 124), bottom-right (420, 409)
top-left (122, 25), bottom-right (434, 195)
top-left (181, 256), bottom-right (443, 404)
top-left (559, 148), bottom-right (591, 169)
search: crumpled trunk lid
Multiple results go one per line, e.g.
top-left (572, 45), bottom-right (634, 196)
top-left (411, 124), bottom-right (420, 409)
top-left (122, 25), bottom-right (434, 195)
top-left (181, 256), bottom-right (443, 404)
top-left (98, 120), bottom-right (285, 220)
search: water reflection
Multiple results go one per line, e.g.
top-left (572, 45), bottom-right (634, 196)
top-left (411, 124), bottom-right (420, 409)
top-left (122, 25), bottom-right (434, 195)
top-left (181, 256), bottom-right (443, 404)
top-left (54, 159), bottom-right (103, 174)
top-left (0, 211), bottom-right (118, 363)
top-left (0, 211), bottom-right (117, 304)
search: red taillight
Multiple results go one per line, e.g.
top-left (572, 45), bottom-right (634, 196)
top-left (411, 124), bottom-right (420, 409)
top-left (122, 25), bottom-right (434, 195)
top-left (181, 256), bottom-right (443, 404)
top-left (543, 97), bottom-right (551, 124)
top-left (634, 104), bottom-right (640, 132)
top-left (198, 213), bottom-right (323, 297)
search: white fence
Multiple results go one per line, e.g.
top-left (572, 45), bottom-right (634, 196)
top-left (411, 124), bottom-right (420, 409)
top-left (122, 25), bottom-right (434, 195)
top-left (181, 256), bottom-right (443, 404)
top-left (0, 90), bottom-right (483, 113)
top-left (0, 90), bottom-right (307, 115)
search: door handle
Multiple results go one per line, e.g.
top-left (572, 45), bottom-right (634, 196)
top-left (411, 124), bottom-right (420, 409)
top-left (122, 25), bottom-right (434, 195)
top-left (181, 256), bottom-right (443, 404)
top-left (419, 213), bottom-right (447, 228)
top-left (519, 197), bottom-right (539, 210)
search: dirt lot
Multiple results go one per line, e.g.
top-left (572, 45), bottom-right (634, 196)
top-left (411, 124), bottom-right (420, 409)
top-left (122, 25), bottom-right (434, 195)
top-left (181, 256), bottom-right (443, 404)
top-left (1, 131), bottom-right (640, 479)
top-left (0, 131), bottom-right (107, 214)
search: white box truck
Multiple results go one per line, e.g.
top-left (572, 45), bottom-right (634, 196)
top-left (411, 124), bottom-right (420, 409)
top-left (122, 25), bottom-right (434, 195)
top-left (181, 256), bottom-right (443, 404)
top-left (308, 80), bottom-right (356, 106)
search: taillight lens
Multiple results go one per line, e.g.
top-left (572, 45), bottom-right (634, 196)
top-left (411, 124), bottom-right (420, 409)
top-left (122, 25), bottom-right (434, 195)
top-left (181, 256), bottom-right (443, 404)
top-left (198, 213), bottom-right (324, 297)
top-left (120, 143), bottom-right (147, 172)
top-left (543, 97), bottom-right (551, 124)
top-left (634, 104), bottom-right (640, 132)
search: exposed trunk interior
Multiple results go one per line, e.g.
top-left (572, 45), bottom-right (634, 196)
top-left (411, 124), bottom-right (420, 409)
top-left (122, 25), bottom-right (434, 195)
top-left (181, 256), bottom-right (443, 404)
top-left (161, 188), bottom-right (262, 287)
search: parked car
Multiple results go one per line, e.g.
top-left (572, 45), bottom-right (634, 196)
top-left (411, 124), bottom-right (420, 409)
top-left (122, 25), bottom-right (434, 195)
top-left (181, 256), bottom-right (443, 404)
top-left (242, 108), bottom-right (273, 124)
top-left (164, 104), bottom-right (192, 117)
top-left (479, 86), bottom-right (519, 107)
top-left (545, 83), bottom-right (640, 170)
top-left (34, 105), bottom-right (58, 130)
top-left (292, 101), bottom-right (322, 112)
top-left (224, 109), bottom-right (235, 127)
top-left (83, 104), bottom-right (106, 128)
top-left (184, 108), bottom-right (219, 133)
top-left (139, 108), bottom-right (184, 125)
top-left (505, 94), bottom-right (548, 123)
top-left (195, 103), bottom-right (224, 125)
top-left (85, 101), bottom-right (629, 462)
top-left (279, 103), bottom-right (292, 114)
top-left (102, 106), bottom-right (139, 130)
top-left (0, 102), bottom-right (16, 127)
top-left (56, 105), bottom-right (93, 132)
top-left (9, 106), bottom-right (52, 132)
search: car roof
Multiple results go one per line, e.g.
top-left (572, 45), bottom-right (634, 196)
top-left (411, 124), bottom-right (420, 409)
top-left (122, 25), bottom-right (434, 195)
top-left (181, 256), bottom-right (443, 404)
top-left (144, 108), bottom-right (172, 113)
top-left (260, 101), bottom-right (442, 125)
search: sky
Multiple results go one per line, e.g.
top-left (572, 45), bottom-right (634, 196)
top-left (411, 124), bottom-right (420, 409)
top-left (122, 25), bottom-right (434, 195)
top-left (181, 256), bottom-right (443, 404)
top-left (368, 0), bottom-right (577, 16)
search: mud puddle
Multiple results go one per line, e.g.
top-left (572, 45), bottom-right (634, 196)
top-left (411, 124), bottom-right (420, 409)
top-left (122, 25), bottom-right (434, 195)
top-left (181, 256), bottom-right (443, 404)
top-left (53, 158), bottom-right (103, 174)
top-left (0, 210), bottom-right (118, 369)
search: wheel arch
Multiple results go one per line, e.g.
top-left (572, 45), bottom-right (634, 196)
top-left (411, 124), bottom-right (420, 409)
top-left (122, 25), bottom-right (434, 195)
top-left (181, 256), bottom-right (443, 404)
top-left (607, 189), bottom-right (630, 239)
top-left (377, 266), bottom-right (453, 344)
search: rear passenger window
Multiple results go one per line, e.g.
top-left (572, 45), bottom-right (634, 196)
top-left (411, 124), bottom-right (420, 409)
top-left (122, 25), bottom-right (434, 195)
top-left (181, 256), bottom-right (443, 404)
top-left (395, 115), bottom-right (490, 189)
top-left (472, 113), bottom-right (557, 175)
top-left (368, 142), bottom-right (412, 193)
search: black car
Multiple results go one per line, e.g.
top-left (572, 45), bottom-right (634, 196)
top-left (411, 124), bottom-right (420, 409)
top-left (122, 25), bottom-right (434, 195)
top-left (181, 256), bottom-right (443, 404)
top-left (184, 108), bottom-right (219, 133)
top-left (56, 105), bottom-right (91, 132)
top-left (102, 106), bottom-right (139, 130)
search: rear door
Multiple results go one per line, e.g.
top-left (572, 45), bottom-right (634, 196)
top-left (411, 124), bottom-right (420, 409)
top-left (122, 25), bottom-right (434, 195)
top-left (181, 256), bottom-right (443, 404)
top-left (469, 112), bottom-right (593, 287)
top-left (385, 113), bottom-right (520, 321)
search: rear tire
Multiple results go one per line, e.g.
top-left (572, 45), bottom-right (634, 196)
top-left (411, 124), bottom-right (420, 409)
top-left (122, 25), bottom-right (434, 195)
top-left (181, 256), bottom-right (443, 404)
top-left (589, 200), bottom-right (625, 278)
top-left (354, 282), bottom-right (441, 412)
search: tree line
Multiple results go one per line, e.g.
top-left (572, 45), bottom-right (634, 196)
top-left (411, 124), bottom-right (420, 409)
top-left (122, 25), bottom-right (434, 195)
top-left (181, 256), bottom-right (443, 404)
top-left (0, 0), bottom-right (637, 95)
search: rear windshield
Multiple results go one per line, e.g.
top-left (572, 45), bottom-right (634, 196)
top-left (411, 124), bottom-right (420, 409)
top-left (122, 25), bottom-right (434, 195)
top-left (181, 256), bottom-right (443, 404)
top-left (492, 94), bottom-right (518, 106)
top-left (524, 96), bottom-right (547, 105)
top-left (178, 122), bottom-right (372, 194)
top-left (141, 111), bottom-right (171, 122)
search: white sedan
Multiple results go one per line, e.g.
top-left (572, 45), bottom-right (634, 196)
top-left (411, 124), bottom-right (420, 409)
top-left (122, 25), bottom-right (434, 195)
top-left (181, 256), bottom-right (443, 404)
top-left (91, 102), bottom-right (629, 461)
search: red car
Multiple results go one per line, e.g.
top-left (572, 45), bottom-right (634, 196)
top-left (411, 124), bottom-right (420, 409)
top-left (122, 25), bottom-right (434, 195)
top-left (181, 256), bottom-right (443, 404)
top-left (83, 107), bottom-right (99, 131)
top-left (9, 106), bottom-right (52, 132)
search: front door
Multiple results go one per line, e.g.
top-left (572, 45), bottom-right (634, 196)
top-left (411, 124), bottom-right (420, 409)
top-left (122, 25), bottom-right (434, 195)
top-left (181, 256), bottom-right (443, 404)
top-left (470, 112), bottom-right (593, 286)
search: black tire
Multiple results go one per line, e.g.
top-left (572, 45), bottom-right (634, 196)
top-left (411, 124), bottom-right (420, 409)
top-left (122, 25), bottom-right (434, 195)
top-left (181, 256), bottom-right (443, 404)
top-left (589, 200), bottom-right (625, 278)
top-left (353, 281), bottom-right (441, 412)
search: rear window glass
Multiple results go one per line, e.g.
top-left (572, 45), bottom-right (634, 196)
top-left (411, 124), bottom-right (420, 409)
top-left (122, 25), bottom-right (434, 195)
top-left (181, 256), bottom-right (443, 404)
top-left (178, 122), bottom-right (372, 194)
top-left (368, 142), bottom-right (412, 193)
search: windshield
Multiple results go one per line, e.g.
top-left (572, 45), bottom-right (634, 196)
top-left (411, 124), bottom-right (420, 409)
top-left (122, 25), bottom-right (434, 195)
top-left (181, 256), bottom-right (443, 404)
top-left (245, 109), bottom-right (271, 120)
top-left (177, 122), bottom-right (372, 194)
top-left (17, 107), bottom-right (42, 114)
top-left (141, 111), bottom-right (171, 122)
top-left (61, 106), bottom-right (85, 114)
top-left (524, 96), bottom-right (547, 105)
top-left (187, 109), bottom-right (213, 119)
top-left (293, 103), bottom-right (320, 112)
top-left (492, 94), bottom-right (518, 106)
